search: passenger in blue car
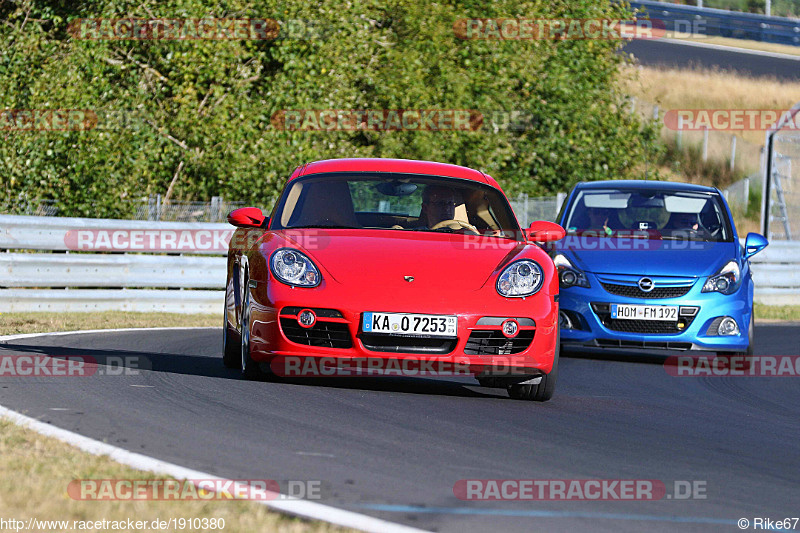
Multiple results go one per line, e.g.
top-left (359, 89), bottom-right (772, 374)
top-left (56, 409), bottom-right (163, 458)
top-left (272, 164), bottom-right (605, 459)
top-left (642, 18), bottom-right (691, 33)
top-left (587, 207), bottom-right (615, 236)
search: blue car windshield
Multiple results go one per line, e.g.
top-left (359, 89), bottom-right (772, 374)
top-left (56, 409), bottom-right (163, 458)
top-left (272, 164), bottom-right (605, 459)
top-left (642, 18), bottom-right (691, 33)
top-left (564, 188), bottom-right (733, 242)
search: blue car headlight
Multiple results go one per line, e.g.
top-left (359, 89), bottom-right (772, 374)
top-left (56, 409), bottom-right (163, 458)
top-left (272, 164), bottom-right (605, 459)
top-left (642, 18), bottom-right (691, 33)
top-left (496, 260), bottom-right (543, 298)
top-left (702, 260), bottom-right (740, 295)
top-left (553, 253), bottom-right (590, 288)
top-left (270, 248), bottom-right (322, 287)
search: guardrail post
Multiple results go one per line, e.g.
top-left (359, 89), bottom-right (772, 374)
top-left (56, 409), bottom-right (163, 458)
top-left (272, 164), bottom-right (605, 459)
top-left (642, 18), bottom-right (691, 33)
top-left (730, 135), bottom-right (737, 171)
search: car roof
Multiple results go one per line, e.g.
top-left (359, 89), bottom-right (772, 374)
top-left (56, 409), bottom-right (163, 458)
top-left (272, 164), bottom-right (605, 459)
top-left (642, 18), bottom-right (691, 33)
top-left (574, 180), bottom-right (719, 194)
top-left (294, 158), bottom-right (490, 184)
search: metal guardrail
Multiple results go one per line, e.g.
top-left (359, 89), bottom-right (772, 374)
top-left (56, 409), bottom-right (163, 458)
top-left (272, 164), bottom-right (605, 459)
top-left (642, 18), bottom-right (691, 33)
top-left (746, 240), bottom-right (800, 304)
top-left (1, 215), bottom-right (799, 311)
top-left (631, 1), bottom-right (800, 46)
top-left (0, 214), bottom-right (228, 314)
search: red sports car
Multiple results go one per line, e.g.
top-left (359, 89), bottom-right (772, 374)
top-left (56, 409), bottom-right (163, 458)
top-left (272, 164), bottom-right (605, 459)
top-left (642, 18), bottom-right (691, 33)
top-left (223, 158), bottom-right (565, 401)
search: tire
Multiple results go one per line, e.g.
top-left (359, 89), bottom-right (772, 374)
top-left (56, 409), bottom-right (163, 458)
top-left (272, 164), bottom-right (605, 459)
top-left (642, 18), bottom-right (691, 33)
top-left (240, 272), bottom-right (263, 380)
top-left (222, 307), bottom-right (240, 369)
top-left (507, 325), bottom-right (559, 402)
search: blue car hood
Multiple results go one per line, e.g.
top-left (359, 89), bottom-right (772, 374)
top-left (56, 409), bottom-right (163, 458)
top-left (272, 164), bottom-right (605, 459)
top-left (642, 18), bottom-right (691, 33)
top-left (557, 239), bottom-right (738, 278)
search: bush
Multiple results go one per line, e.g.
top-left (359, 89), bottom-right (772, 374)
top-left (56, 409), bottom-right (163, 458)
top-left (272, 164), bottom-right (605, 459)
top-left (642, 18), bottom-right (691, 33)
top-left (1, 0), bottom-right (661, 217)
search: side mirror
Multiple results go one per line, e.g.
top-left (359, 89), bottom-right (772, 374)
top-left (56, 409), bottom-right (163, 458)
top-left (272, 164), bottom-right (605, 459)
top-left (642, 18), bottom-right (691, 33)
top-left (526, 221), bottom-right (566, 243)
top-left (744, 232), bottom-right (768, 259)
top-left (227, 207), bottom-right (268, 229)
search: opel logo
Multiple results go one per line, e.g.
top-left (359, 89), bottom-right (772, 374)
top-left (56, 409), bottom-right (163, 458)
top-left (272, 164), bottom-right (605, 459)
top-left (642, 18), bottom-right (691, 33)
top-left (404, 276), bottom-right (414, 282)
top-left (638, 277), bottom-right (655, 292)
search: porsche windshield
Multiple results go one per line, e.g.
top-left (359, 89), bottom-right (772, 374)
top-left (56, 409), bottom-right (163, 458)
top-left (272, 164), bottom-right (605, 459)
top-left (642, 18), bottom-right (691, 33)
top-left (271, 173), bottom-right (520, 237)
top-left (564, 188), bottom-right (733, 242)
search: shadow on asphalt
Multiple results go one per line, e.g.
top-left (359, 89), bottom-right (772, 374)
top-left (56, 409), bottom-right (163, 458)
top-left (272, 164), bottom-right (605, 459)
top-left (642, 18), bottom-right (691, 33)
top-left (0, 341), bottom-right (509, 399)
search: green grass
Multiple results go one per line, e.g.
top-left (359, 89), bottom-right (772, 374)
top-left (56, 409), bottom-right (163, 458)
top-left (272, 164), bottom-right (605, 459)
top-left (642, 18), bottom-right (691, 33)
top-left (0, 311), bottom-right (220, 336)
top-left (754, 303), bottom-right (800, 321)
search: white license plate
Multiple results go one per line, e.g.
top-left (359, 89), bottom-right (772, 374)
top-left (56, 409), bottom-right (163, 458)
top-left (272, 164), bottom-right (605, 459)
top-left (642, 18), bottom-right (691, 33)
top-left (611, 304), bottom-right (678, 321)
top-left (362, 312), bottom-right (457, 337)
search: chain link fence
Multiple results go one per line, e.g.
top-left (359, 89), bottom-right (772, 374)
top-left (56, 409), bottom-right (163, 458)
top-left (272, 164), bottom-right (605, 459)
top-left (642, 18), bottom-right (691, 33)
top-left (763, 104), bottom-right (800, 241)
top-left (130, 195), bottom-right (254, 222)
top-left (508, 193), bottom-right (566, 226)
top-left (5, 193), bottom-right (567, 225)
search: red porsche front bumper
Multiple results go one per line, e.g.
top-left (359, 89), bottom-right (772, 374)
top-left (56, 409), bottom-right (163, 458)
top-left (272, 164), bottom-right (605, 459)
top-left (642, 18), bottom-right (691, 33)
top-left (246, 281), bottom-right (558, 377)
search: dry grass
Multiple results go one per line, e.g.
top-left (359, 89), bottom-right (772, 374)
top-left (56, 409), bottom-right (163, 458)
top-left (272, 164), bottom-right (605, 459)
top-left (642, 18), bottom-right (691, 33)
top-left (622, 65), bottom-right (800, 146)
top-left (0, 420), bottom-right (350, 533)
top-left (0, 311), bottom-right (221, 336)
top-left (0, 312), bottom-right (354, 532)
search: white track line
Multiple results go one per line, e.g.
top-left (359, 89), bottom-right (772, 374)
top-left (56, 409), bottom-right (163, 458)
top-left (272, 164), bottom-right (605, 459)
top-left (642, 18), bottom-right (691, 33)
top-left (0, 328), bottom-right (429, 533)
top-left (0, 326), bottom-right (217, 343)
top-left (656, 37), bottom-right (800, 61)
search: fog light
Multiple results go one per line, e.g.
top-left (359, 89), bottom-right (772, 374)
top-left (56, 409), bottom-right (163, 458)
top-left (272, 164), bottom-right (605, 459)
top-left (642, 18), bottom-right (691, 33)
top-left (560, 270), bottom-right (577, 287)
top-left (298, 309), bottom-right (316, 329)
top-left (501, 319), bottom-right (519, 338)
top-left (558, 310), bottom-right (573, 330)
top-left (717, 317), bottom-right (739, 336)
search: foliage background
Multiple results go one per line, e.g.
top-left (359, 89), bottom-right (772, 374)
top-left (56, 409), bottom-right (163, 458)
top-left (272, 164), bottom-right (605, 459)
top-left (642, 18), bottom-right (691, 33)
top-left (0, 0), bottom-right (660, 217)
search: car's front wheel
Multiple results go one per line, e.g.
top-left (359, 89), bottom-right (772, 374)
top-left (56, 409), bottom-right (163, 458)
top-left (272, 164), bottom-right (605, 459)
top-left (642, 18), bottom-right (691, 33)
top-left (222, 309), bottom-right (239, 368)
top-left (239, 272), bottom-right (263, 380)
top-left (507, 326), bottom-right (559, 402)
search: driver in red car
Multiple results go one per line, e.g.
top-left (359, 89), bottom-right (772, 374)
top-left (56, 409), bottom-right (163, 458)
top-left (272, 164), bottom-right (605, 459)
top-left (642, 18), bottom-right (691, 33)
top-left (420, 185), bottom-right (458, 228)
top-left (413, 185), bottom-right (480, 234)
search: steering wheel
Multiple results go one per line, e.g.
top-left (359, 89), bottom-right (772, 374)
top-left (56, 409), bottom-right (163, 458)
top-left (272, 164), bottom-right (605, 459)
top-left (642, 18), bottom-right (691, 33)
top-left (430, 219), bottom-right (480, 235)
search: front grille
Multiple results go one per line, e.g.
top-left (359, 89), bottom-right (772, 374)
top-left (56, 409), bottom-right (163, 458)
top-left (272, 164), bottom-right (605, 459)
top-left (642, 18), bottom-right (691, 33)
top-left (280, 318), bottom-right (352, 348)
top-left (595, 339), bottom-right (693, 350)
top-left (591, 303), bottom-right (696, 335)
top-left (706, 317), bottom-right (724, 335)
top-left (603, 319), bottom-right (686, 334)
top-left (601, 283), bottom-right (691, 299)
top-left (464, 330), bottom-right (535, 355)
top-left (360, 334), bottom-right (457, 354)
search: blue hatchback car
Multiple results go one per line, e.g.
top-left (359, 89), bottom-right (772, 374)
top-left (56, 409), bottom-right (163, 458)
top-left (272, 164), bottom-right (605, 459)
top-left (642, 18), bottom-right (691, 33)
top-left (553, 180), bottom-right (768, 355)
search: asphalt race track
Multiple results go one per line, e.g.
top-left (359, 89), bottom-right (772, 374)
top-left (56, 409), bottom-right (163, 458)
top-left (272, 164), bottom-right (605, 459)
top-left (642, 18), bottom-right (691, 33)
top-left (1, 325), bottom-right (799, 532)
top-left (625, 39), bottom-right (800, 80)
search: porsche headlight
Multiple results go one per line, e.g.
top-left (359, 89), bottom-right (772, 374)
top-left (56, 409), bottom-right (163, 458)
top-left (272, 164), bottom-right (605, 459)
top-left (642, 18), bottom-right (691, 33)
top-left (270, 248), bottom-right (322, 287)
top-left (702, 260), bottom-right (740, 295)
top-left (553, 253), bottom-right (590, 289)
top-left (496, 260), bottom-right (543, 298)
